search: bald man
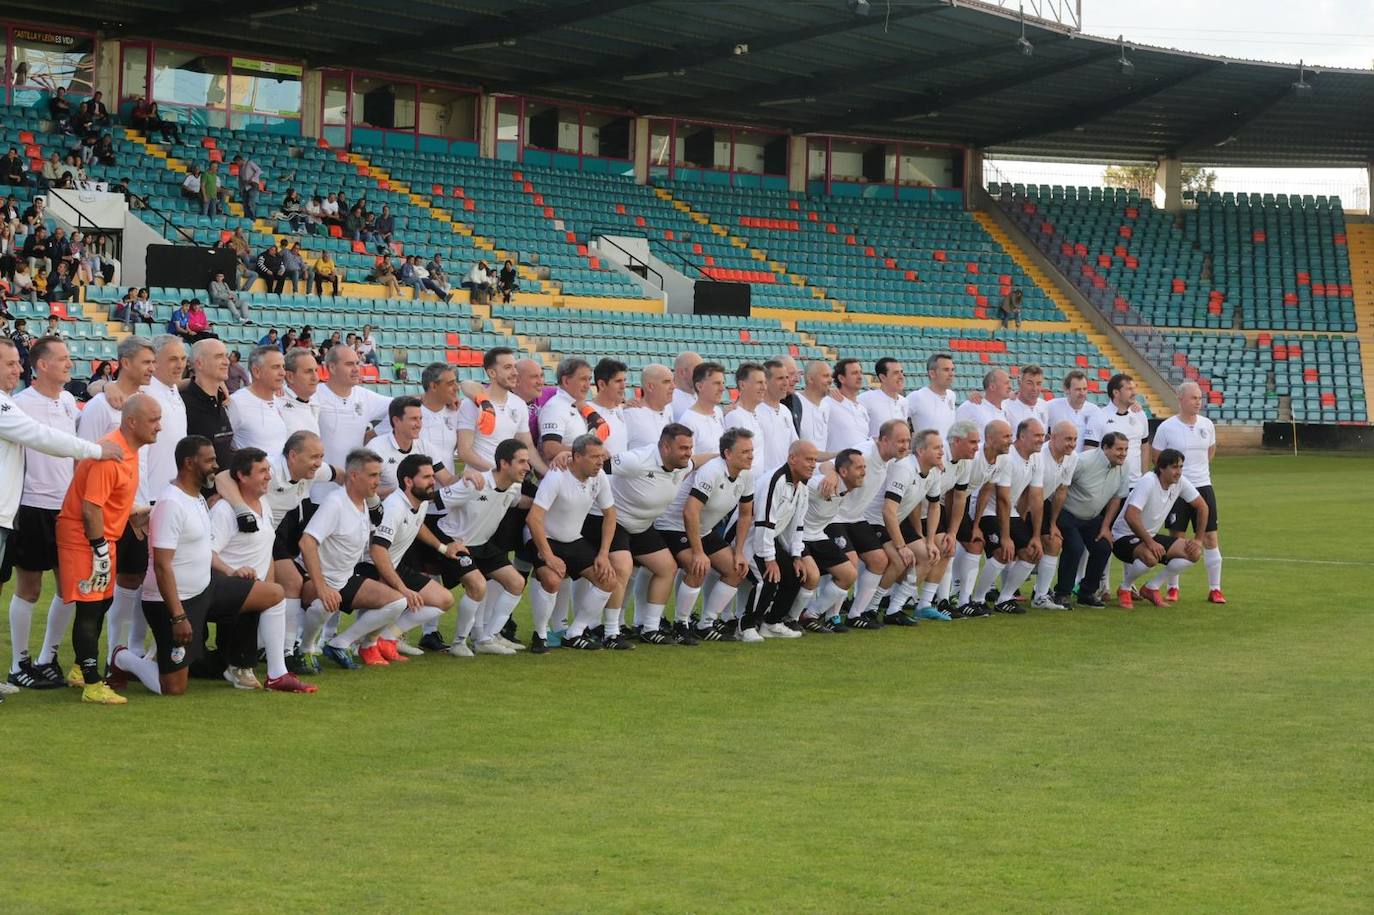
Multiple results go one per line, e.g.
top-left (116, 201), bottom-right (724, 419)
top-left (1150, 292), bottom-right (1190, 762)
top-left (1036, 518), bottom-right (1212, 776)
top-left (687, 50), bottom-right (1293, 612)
top-left (1030, 420), bottom-right (1079, 610)
top-left (1154, 380), bottom-right (1224, 603)
top-left (952, 419), bottom-right (1013, 616)
top-left (955, 369), bottom-right (1011, 434)
top-left (670, 351), bottom-right (702, 421)
top-left (625, 363), bottom-right (675, 449)
top-left (740, 440), bottom-right (819, 641)
top-left (798, 360), bottom-right (834, 452)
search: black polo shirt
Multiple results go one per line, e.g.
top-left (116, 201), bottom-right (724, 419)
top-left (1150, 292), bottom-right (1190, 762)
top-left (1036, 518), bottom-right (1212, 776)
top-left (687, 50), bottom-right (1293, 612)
top-left (182, 380), bottom-right (235, 469)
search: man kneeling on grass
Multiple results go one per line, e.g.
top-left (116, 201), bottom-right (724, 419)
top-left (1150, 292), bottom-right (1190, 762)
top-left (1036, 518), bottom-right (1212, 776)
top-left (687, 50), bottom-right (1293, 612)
top-left (1111, 448), bottom-right (1208, 609)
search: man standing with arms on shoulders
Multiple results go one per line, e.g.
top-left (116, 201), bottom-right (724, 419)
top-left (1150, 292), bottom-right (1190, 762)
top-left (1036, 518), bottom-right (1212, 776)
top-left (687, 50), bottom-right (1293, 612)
top-left (670, 351), bottom-right (703, 421)
top-left (858, 357), bottom-right (907, 437)
top-left (797, 360), bottom-right (834, 453)
top-left (1003, 364), bottom-right (1050, 436)
top-left (183, 337), bottom-right (236, 470)
top-left (1155, 381), bottom-right (1224, 603)
top-left (756, 359), bottom-right (800, 474)
top-left (1046, 370), bottom-right (1099, 454)
top-left (827, 358), bottom-right (871, 453)
top-left (907, 353), bottom-right (958, 446)
top-left (1086, 373), bottom-right (1150, 484)
top-left (677, 361), bottom-right (728, 458)
top-left (625, 363), bottom-right (675, 449)
top-left (311, 344), bottom-right (392, 505)
top-left (228, 344), bottom-right (289, 456)
top-left (956, 368), bottom-right (1011, 436)
top-left (276, 347), bottom-right (322, 436)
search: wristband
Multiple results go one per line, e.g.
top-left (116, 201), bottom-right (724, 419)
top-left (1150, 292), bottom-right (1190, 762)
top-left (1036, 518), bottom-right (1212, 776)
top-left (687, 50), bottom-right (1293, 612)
top-left (431, 540), bottom-right (449, 554)
top-left (89, 537), bottom-right (108, 548)
top-left (170, 613), bottom-right (188, 624)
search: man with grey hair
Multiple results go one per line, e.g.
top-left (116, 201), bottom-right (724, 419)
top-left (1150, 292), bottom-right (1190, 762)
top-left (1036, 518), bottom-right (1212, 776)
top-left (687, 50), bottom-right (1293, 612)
top-left (1154, 379), bottom-right (1224, 603)
top-left (183, 337), bottom-right (235, 469)
top-left (955, 368), bottom-right (1010, 434)
top-left (311, 344), bottom-right (390, 504)
top-left (1030, 419), bottom-right (1080, 610)
top-left (228, 344), bottom-right (288, 454)
top-left (625, 363), bottom-right (674, 449)
top-left (670, 350), bottom-right (702, 421)
top-left (77, 335), bottom-right (156, 441)
top-left (276, 347), bottom-right (322, 436)
top-left (538, 356), bottom-right (597, 465)
top-left (906, 353), bottom-right (958, 447)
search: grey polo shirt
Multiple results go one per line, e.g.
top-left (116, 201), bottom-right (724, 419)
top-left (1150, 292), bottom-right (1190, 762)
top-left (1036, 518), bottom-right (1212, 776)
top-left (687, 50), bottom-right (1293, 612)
top-left (1062, 447), bottom-right (1130, 519)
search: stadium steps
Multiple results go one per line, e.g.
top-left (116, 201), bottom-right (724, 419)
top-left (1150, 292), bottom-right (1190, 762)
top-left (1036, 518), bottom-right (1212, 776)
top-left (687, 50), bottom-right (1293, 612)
top-left (1345, 222), bottom-right (1374, 412)
top-left (975, 211), bottom-right (1170, 416)
top-left (124, 129), bottom-right (246, 218)
top-left (649, 186), bottom-right (842, 313)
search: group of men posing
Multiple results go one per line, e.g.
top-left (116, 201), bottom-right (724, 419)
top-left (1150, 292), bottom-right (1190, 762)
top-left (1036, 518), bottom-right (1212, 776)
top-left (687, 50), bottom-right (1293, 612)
top-left (0, 333), bottom-right (1226, 706)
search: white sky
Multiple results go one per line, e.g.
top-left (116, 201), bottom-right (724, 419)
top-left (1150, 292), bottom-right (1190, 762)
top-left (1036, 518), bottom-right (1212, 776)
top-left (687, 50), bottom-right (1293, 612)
top-left (990, 0), bottom-right (1374, 208)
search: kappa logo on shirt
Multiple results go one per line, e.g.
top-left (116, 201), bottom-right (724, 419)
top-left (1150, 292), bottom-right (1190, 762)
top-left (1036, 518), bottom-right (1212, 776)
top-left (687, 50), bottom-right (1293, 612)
top-left (0, 403), bottom-right (10, 413)
top-left (477, 494), bottom-right (488, 501)
top-left (353, 403), bottom-right (363, 416)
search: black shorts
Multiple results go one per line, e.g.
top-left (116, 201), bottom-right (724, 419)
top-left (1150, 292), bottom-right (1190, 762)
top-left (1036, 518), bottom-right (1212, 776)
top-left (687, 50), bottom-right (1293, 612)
top-left (397, 515), bottom-right (446, 576)
top-left (1113, 533), bottom-right (1178, 564)
top-left (956, 513), bottom-right (977, 544)
top-left (356, 561), bottom-right (430, 592)
top-left (143, 571), bottom-right (255, 674)
top-left (875, 518), bottom-right (921, 545)
top-left (1041, 499), bottom-right (1055, 536)
top-left (661, 528), bottom-right (729, 557)
top-left (626, 526), bottom-right (671, 558)
top-left (492, 478), bottom-right (538, 552)
top-left (272, 507), bottom-right (306, 561)
top-left (582, 514), bottom-right (630, 553)
top-left (9, 505), bottom-right (59, 572)
top-left (116, 515), bottom-right (150, 576)
top-left (533, 538), bottom-right (599, 578)
top-left (978, 515), bottom-right (1032, 556)
top-left (431, 529), bottom-right (512, 588)
top-left (805, 537), bottom-right (851, 570)
top-left (1167, 484), bottom-right (1218, 533)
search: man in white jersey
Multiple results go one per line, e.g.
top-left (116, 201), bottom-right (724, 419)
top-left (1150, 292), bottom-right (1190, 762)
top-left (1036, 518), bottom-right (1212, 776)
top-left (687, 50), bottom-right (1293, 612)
top-left (857, 357), bottom-right (907, 436)
top-left (430, 438), bottom-right (531, 656)
top-left (1053, 431), bottom-right (1130, 609)
top-left (873, 427), bottom-right (948, 624)
top-left (796, 447), bottom-right (864, 632)
top-left (840, 419), bottom-right (911, 629)
top-left (625, 363), bottom-right (675, 449)
top-left (228, 345), bottom-right (288, 454)
top-left (525, 434), bottom-right (620, 652)
top-left (677, 361), bottom-right (727, 458)
top-left (1086, 373), bottom-right (1150, 483)
top-left (670, 350), bottom-right (702, 421)
top-left (6, 337), bottom-right (95, 689)
top-left (772, 354), bottom-right (804, 437)
top-left (589, 357), bottom-right (630, 455)
top-left (538, 357), bottom-right (602, 463)
top-left (359, 454), bottom-right (458, 663)
top-left (275, 347), bottom-right (322, 436)
top-left (1155, 381), bottom-right (1224, 603)
top-left (299, 448), bottom-right (408, 669)
top-left (204, 447), bottom-right (314, 693)
top-left (757, 359), bottom-right (800, 470)
top-left (456, 347), bottom-right (535, 473)
top-left (1046, 369), bottom-right (1099, 453)
top-left (310, 345), bottom-right (391, 504)
top-left (906, 352), bottom-right (958, 446)
top-left (1112, 448), bottom-right (1207, 609)
top-left (950, 419), bottom-right (1010, 617)
top-left (798, 360), bottom-right (834, 453)
top-left (115, 436), bottom-right (282, 696)
top-left (739, 440), bottom-right (819, 642)
top-left (911, 420), bottom-right (982, 618)
top-left (956, 368), bottom-right (1011, 434)
top-left (1003, 364), bottom-right (1051, 434)
top-left (370, 395), bottom-right (459, 497)
top-left (827, 358), bottom-right (871, 453)
top-left (724, 363), bottom-right (767, 468)
top-left (970, 418), bottom-right (1046, 614)
top-left (658, 427), bottom-right (755, 643)
top-left (1029, 420), bottom-right (1079, 610)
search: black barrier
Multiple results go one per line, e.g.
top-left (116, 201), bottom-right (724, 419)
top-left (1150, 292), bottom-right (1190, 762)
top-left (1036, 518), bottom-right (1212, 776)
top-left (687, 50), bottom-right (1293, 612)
top-left (146, 244), bottom-right (239, 290)
top-left (1263, 422), bottom-right (1374, 451)
top-left (694, 280), bottom-right (750, 317)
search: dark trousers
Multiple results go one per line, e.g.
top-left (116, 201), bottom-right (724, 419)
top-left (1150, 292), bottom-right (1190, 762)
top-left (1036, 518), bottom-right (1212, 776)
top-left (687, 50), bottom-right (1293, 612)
top-left (1056, 510), bottom-right (1112, 598)
top-left (742, 540), bottom-right (801, 630)
top-left (73, 598), bottom-right (113, 684)
top-left (263, 274), bottom-right (285, 295)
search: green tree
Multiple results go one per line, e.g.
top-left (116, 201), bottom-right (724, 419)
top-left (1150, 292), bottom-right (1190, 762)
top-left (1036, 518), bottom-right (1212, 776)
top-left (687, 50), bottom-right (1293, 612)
top-left (1103, 163), bottom-right (1219, 196)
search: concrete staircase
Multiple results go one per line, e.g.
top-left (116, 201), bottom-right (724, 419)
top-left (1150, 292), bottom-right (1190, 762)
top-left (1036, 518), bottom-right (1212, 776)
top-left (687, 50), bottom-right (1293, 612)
top-left (1345, 223), bottom-right (1374, 412)
top-left (975, 210), bottom-right (1171, 417)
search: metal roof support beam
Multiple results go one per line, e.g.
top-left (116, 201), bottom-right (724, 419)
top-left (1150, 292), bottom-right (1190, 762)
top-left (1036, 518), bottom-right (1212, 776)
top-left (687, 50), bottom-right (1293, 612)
top-left (808, 46), bottom-right (1118, 134)
top-left (112, 0), bottom-right (317, 38)
top-left (1174, 78), bottom-right (1308, 154)
top-left (976, 61), bottom-right (1221, 148)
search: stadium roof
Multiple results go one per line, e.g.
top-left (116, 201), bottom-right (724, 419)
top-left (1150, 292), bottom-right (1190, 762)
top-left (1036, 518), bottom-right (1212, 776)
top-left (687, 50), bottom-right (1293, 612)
top-left (36, 0), bottom-right (1374, 167)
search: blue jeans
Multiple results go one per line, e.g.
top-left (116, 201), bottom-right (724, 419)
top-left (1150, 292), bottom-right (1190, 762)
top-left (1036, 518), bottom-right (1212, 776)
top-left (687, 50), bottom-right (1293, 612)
top-left (1055, 510), bottom-right (1113, 599)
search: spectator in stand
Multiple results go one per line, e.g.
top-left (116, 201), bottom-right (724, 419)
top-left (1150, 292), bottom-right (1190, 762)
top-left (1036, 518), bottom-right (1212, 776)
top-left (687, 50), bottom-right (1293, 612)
top-left (61, 152), bottom-right (88, 190)
top-left (90, 360), bottom-right (114, 387)
top-left (466, 259), bottom-right (494, 305)
top-left (234, 154), bottom-right (262, 219)
top-left (116, 287), bottom-right (146, 331)
top-left (94, 134), bottom-right (117, 167)
top-left (313, 250), bottom-right (340, 297)
top-left (256, 240), bottom-right (287, 295)
top-left (22, 226), bottom-right (51, 274)
top-left (367, 255), bottom-right (401, 298)
top-left (282, 241), bottom-right (305, 293)
top-left (132, 290), bottom-right (156, 328)
top-left (304, 195), bottom-right (323, 235)
top-left (209, 269), bottom-right (251, 324)
top-left (181, 164), bottom-right (202, 201)
top-left (46, 261), bottom-right (76, 302)
top-left (1, 149), bottom-right (25, 187)
top-left (279, 329), bottom-right (297, 352)
top-left (317, 331), bottom-right (343, 362)
top-left (320, 192), bottom-right (342, 229)
top-left (40, 152), bottom-right (63, 191)
top-left (88, 91), bottom-right (112, 128)
top-left (258, 328), bottom-right (279, 348)
top-left (11, 263), bottom-right (37, 303)
top-left (373, 204), bottom-right (395, 252)
top-left (280, 188), bottom-right (305, 232)
top-left (201, 161), bottom-right (222, 216)
top-left (402, 254), bottom-right (448, 302)
top-left (186, 299), bottom-right (216, 341)
top-left (227, 349), bottom-right (251, 393)
top-left (145, 102), bottom-right (180, 143)
top-left (497, 259), bottom-right (519, 303)
top-left (71, 102), bottom-right (94, 144)
top-left (167, 300), bottom-right (194, 342)
top-left (20, 194), bottom-right (45, 232)
top-left (2, 195), bottom-right (19, 230)
top-left (997, 287), bottom-right (1023, 333)
top-left (344, 204), bottom-right (365, 242)
top-left (427, 254), bottom-right (452, 300)
top-left (11, 318), bottom-right (34, 384)
top-left (49, 87), bottom-right (73, 133)
top-left (90, 236), bottom-right (117, 285)
top-left (357, 325), bottom-right (379, 366)
top-left (0, 223), bottom-right (15, 281)
top-left (44, 314), bottom-right (63, 339)
top-left (221, 227), bottom-right (256, 289)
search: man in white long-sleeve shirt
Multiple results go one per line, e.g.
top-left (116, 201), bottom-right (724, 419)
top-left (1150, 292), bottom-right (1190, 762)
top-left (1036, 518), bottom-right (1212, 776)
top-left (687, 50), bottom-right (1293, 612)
top-left (738, 440), bottom-right (819, 643)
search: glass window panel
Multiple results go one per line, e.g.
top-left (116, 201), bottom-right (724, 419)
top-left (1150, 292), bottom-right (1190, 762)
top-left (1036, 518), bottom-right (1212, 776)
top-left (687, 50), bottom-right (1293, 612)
top-left (153, 48), bottom-right (228, 109)
top-left (11, 29), bottom-right (95, 95)
top-left (351, 76), bottom-right (414, 130)
top-left (649, 120), bottom-right (671, 168)
top-left (581, 111), bottom-right (631, 160)
top-left (418, 86), bottom-right (475, 139)
top-left (322, 73), bottom-right (347, 125)
top-left (230, 57), bottom-right (301, 120)
top-left (121, 45), bottom-right (149, 100)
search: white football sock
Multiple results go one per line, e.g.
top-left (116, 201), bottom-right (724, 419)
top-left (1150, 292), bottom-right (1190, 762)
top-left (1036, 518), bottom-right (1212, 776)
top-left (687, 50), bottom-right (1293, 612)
top-left (1122, 560), bottom-right (1150, 589)
top-left (328, 599), bottom-right (406, 649)
top-left (105, 586), bottom-right (140, 664)
top-left (640, 602), bottom-right (666, 633)
top-left (971, 557), bottom-right (1005, 604)
top-left (260, 601), bottom-right (287, 679)
top-left (936, 563), bottom-right (953, 601)
top-left (321, 612), bottom-right (340, 641)
top-left (36, 598), bottom-right (75, 665)
top-left (919, 582), bottom-right (939, 607)
top-left (1149, 557), bottom-right (1194, 590)
top-left (630, 567), bottom-right (651, 628)
top-left (699, 582), bottom-right (738, 629)
top-left (284, 597), bottom-right (303, 646)
top-left (673, 582), bottom-right (701, 624)
top-left (114, 647), bottom-right (162, 694)
top-left (869, 586), bottom-right (891, 615)
top-left (787, 588), bottom-right (814, 622)
top-left (453, 596), bottom-right (480, 641)
top-left (301, 600), bottom-right (328, 653)
top-left (955, 545), bottom-right (982, 604)
top-left (1168, 573), bottom-right (1181, 591)
top-left (889, 578), bottom-right (918, 613)
top-left (1033, 556), bottom-right (1060, 599)
top-left (1204, 547), bottom-right (1222, 590)
top-left (803, 577), bottom-right (846, 619)
top-left (530, 585), bottom-right (556, 638)
top-left (997, 560), bottom-right (1035, 602)
top-left (473, 589), bottom-right (501, 641)
top-left (553, 579), bottom-right (572, 631)
top-left (7, 595), bottom-right (34, 672)
top-left (391, 605), bottom-right (444, 638)
top-left (727, 580), bottom-right (753, 622)
top-left (491, 587), bottom-right (522, 640)
top-left (603, 601), bottom-right (622, 638)
top-left (572, 585), bottom-right (612, 636)
top-left (128, 609), bottom-right (149, 654)
top-left (850, 567), bottom-right (882, 618)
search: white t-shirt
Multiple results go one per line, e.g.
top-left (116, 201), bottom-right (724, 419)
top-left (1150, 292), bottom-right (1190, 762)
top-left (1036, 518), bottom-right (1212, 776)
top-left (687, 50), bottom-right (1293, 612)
top-left (372, 490), bottom-right (427, 569)
top-left (606, 444), bottom-right (691, 533)
top-left (1003, 396), bottom-right (1050, 438)
top-left (827, 395), bottom-right (870, 453)
top-left (906, 386), bottom-right (958, 444)
top-left (956, 397), bottom-right (1009, 438)
top-left (857, 389), bottom-right (907, 438)
top-left (987, 447), bottom-right (1043, 519)
top-left (264, 452), bottom-right (334, 528)
top-left (756, 401), bottom-right (798, 472)
top-left (670, 387), bottom-right (696, 421)
top-left (1112, 473), bottom-right (1201, 540)
top-left (1038, 443), bottom-right (1079, 499)
top-left (1151, 415), bottom-right (1216, 488)
top-left (966, 448), bottom-right (1010, 520)
top-left (538, 388), bottom-right (588, 446)
top-left (15, 386), bottom-right (81, 510)
top-left (142, 485), bottom-right (212, 601)
top-left (77, 391), bottom-right (121, 442)
top-left (724, 404), bottom-right (765, 470)
top-left (229, 387), bottom-right (290, 456)
top-left (455, 390), bottom-right (527, 466)
top-left (301, 487), bottom-right (372, 589)
top-left (593, 402), bottom-right (628, 456)
top-left (678, 405), bottom-right (725, 458)
top-left (657, 457), bottom-right (753, 534)
top-left (1046, 398), bottom-right (1100, 454)
top-left (624, 403), bottom-right (673, 450)
top-left (1087, 408), bottom-right (1151, 483)
top-left (371, 431), bottom-right (437, 495)
top-left (532, 468), bottom-right (612, 543)
top-left (847, 438), bottom-right (894, 525)
top-left (436, 470), bottom-right (522, 547)
top-left (142, 376), bottom-right (187, 505)
top-left (879, 455), bottom-right (944, 529)
top-left (798, 395), bottom-right (831, 449)
top-left (209, 499), bottom-right (272, 580)
top-left (275, 393), bottom-right (321, 436)
top-left (311, 384), bottom-right (391, 502)
top-left (802, 473), bottom-right (851, 541)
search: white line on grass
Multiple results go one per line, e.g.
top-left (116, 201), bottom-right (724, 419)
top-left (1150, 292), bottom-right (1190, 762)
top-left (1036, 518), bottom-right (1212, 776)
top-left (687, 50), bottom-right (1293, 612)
top-left (1228, 556), bottom-right (1374, 567)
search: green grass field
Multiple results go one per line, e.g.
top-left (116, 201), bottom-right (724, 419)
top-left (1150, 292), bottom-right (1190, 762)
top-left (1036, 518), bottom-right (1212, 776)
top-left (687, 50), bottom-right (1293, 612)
top-left (1, 453), bottom-right (1371, 913)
